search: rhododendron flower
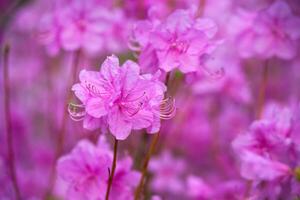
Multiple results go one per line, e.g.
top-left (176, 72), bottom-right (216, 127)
top-left (191, 48), bottom-right (252, 103)
top-left (232, 103), bottom-right (300, 198)
top-left (38, 0), bottom-right (129, 55)
top-left (131, 8), bottom-right (220, 73)
top-left (186, 175), bottom-right (245, 199)
top-left (149, 151), bottom-right (186, 194)
top-left (56, 137), bottom-right (140, 199)
top-left (71, 55), bottom-right (168, 140)
top-left (231, 0), bottom-right (300, 59)
top-left (186, 175), bottom-right (213, 199)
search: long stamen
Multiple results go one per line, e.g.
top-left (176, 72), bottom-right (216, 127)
top-left (127, 31), bottom-right (142, 52)
top-left (84, 81), bottom-right (108, 96)
top-left (68, 103), bottom-right (86, 121)
top-left (122, 92), bottom-right (147, 117)
top-left (124, 91), bottom-right (147, 103)
top-left (127, 37), bottom-right (141, 52)
top-left (159, 96), bottom-right (176, 120)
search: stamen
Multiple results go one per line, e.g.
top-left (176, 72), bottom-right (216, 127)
top-left (124, 92), bottom-right (147, 103)
top-left (159, 96), bottom-right (176, 120)
top-left (84, 81), bottom-right (107, 96)
top-left (68, 103), bottom-right (86, 121)
top-left (202, 65), bottom-right (225, 80)
top-left (123, 101), bottom-right (145, 117)
top-left (127, 36), bottom-right (141, 52)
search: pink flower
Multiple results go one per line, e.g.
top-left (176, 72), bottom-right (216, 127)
top-left (191, 47), bottom-right (252, 104)
top-left (56, 137), bottom-right (140, 199)
top-left (238, 151), bottom-right (291, 181)
top-left (131, 8), bottom-right (220, 73)
top-left (38, 0), bottom-right (129, 55)
top-left (149, 151), bottom-right (186, 194)
top-left (186, 175), bottom-right (213, 199)
top-left (72, 55), bottom-right (168, 140)
top-left (232, 103), bottom-right (298, 197)
top-left (232, 0), bottom-right (300, 59)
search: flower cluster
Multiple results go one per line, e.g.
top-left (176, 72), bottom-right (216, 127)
top-left (232, 103), bottom-right (300, 198)
top-left (231, 0), bottom-right (300, 59)
top-left (38, 0), bottom-right (129, 55)
top-left (130, 7), bottom-right (220, 73)
top-left (1, 0), bottom-right (300, 199)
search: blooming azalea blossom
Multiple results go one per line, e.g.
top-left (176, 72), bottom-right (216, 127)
top-left (38, 0), bottom-right (129, 55)
top-left (231, 0), bottom-right (300, 59)
top-left (131, 7), bottom-right (220, 73)
top-left (56, 137), bottom-right (140, 199)
top-left (232, 103), bottom-right (300, 199)
top-left (149, 151), bottom-right (186, 194)
top-left (71, 55), bottom-right (172, 140)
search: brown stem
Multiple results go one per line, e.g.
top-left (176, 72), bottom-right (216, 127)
top-left (134, 132), bottom-right (160, 200)
top-left (245, 60), bottom-right (270, 198)
top-left (45, 49), bottom-right (81, 198)
top-left (3, 44), bottom-right (21, 199)
top-left (196, 0), bottom-right (206, 17)
top-left (105, 138), bottom-right (119, 200)
top-left (256, 60), bottom-right (269, 119)
top-left (134, 72), bottom-right (171, 199)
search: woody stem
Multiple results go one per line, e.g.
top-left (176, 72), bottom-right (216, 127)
top-left (3, 44), bottom-right (21, 200)
top-left (46, 49), bottom-right (81, 198)
top-left (105, 138), bottom-right (119, 200)
top-left (134, 132), bottom-right (160, 200)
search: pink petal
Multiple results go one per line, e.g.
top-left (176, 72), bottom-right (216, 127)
top-left (121, 60), bottom-right (140, 93)
top-left (86, 98), bottom-right (107, 118)
top-left (157, 50), bottom-right (178, 72)
top-left (100, 55), bottom-right (120, 81)
top-left (108, 108), bottom-right (132, 140)
top-left (194, 18), bottom-right (218, 38)
top-left (83, 115), bottom-right (102, 131)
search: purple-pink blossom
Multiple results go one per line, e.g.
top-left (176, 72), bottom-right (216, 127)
top-left (38, 0), bottom-right (129, 55)
top-left (71, 55), bottom-right (166, 139)
top-left (56, 137), bottom-right (140, 199)
top-left (131, 8), bottom-right (220, 73)
top-left (231, 0), bottom-right (300, 59)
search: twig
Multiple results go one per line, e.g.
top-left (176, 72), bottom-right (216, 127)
top-left (105, 138), bottom-right (119, 200)
top-left (3, 44), bottom-right (21, 200)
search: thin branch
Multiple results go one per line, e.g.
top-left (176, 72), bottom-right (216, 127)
top-left (3, 44), bottom-right (21, 200)
top-left (45, 49), bottom-right (81, 198)
top-left (105, 138), bottom-right (119, 200)
top-left (134, 132), bottom-right (160, 200)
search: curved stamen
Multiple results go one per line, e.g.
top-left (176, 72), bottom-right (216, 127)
top-left (68, 103), bottom-right (86, 121)
top-left (84, 81), bottom-right (108, 96)
top-left (159, 97), bottom-right (176, 120)
top-left (124, 92), bottom-right (147, 103)
top-left (127, 34), bottom-right (142, 52)
top-left (123, 101), bottom-right (145, 117)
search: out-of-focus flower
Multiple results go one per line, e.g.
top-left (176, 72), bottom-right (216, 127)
top-left (56, 137), bottom-right (140, 199)
top-left (231, 0), bottom-right (300, 59)
top-left (232, 103), bottom-right (300, 199)
top-left (186, 175), bottom-right (213, 199)
top-left (191, 47), bottom-right (252, 104)
top-left (186, 175), bottom-right (246, 200)
top-left (131, 7), bottom-right (220, 73)
top-left (38, 0), bottom-right (129, 55)
top-left (71, 55), bottom-right (167, 139)
top-left (149, 151), bottom-right (186, 194)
